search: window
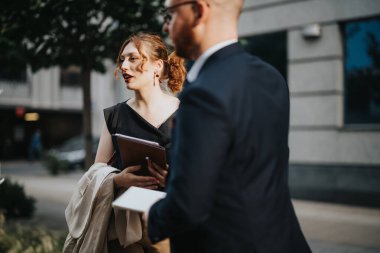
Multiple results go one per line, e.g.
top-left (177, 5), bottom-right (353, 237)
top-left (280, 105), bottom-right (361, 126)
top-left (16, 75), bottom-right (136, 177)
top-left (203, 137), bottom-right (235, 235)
top-left (239, 31), bottom-right (287, 81)
top-left (343, 16), bottom-right (380, 125)
top-left (0, 58), bottom-right (27, 83)
top-left (60, 66), bottom-right (81, 87)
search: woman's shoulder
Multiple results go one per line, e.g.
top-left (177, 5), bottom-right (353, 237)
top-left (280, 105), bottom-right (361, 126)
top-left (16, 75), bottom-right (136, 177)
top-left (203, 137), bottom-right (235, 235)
top-left (104, 101), bottom-right (126, 113)
top-left (103, 101), bottom-right (129, 130)
top-left (164, 94), bottom-right (180, 110)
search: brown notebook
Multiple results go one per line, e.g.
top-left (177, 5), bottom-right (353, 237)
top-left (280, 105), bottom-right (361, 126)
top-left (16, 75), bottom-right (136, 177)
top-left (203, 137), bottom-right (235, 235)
top-left (113, 133), bottom-right (167, 176)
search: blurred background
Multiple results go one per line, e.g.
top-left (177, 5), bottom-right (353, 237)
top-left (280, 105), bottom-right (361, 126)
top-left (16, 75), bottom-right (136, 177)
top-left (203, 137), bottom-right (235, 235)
top-left (1, 0), bottom-right (380, 252)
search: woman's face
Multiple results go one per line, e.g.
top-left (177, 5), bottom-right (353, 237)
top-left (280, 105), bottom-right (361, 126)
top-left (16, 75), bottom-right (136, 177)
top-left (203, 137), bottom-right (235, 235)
top-left (119, 42), bottom-right (156, 90)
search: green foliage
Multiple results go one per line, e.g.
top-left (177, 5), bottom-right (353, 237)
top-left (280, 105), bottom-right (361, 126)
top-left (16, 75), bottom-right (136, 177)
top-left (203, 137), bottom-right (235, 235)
top-left (41, 153), bottom-right (71, 175)
top-left (0, 0), bottom-right (165, 170)
top-left (0, 178), bottom-right (35, 219)
top-left (0, 212), bottom-right (66, 253)
top-left (0, 0), bottom-right (31, 81)
top-left (0, 0), bottom-right (164, 73)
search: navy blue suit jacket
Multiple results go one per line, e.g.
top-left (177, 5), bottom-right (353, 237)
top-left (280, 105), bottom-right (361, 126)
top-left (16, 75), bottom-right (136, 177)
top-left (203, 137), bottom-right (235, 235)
top-left (148, 43), bottom-right (311, 253)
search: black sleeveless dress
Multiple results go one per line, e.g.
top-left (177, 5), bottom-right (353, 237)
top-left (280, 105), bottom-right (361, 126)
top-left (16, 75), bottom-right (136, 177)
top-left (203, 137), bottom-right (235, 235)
top-left (105, 101), bottom-right (175, 252)
top-left (104, 101), bottom-right (175, 174)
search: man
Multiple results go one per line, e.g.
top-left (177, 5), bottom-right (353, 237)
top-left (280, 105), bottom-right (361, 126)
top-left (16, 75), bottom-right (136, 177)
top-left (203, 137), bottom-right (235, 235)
top-left (147, 0), bottom-right (311, 252)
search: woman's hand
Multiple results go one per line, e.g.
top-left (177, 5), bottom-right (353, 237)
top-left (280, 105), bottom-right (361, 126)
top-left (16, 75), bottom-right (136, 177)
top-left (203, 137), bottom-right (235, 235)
top-left (146, 157), bottom-right (168, 187)
top-left (114, 165), bottom-right (158, 189)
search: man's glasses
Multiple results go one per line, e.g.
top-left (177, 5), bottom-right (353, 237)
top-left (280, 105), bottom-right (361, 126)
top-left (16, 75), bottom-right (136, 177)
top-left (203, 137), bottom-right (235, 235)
top-left (161, 1), bottom-right (198, 24)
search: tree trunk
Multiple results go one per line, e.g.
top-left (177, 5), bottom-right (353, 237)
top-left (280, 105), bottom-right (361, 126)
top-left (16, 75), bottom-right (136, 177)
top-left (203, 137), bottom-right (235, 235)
top-left (82, 67), bottom-right (93, 170)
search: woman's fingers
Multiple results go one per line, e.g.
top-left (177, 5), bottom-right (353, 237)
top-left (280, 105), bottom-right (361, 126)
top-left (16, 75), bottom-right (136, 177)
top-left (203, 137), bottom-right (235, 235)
top-left (137, 180), bottom-right (158, 189)
top-left (146, 157), bottom-right (167, 177)
top-left (135, 175), bottom-right (157, 183)
top-left (153, 161), bottom-right (168, 177)
top-left (133, 175), bottom-right (158, 186)
top-left (125, 165), bottom-right (142, 173)
top-left (144, 184), bottom-right (159, 190)
top-left (117, 166), bottom-right (158, 188)
top-left (146, 158), bottom-right (167, 187)
top-left (149, 166), bottom-right (165, 182)
top-left (147, 163), bottom-right (162, 180)
top-left (121, 161), bottom-right (169, 188)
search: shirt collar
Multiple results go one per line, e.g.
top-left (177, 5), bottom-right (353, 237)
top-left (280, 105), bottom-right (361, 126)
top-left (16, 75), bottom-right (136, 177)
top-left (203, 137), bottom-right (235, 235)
top-left (187, 39), bottom-right (238, 83)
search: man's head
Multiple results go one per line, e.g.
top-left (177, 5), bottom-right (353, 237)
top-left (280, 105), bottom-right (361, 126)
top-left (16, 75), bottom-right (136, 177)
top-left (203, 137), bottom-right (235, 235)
top-left (162, 0), bottom-right (244, 60)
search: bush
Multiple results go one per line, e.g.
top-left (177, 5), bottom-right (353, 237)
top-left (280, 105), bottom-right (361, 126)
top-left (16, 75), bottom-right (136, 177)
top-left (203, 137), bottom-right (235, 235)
top-left (0, 212), bottom-right (66, 253)
top-left (0, 178), bottom-right (35, 219)
top-left (42, 154), bottom-right (71, 175)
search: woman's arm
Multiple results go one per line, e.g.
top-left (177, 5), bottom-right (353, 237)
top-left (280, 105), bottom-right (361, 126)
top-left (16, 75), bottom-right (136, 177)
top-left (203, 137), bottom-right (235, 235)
top-left (95, 119), bottom-right (114, 163)
top-left (95, 118), bottom-right (158, 189)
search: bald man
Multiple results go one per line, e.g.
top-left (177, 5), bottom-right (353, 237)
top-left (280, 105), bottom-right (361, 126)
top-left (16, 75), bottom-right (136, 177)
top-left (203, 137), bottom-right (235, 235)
top-left (147, 1), bottom-right (311, 252)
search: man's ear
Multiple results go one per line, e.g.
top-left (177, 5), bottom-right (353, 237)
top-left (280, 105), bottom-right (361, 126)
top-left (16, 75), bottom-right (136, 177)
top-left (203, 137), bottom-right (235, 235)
top-left (192, 1), bottom-right (209, 26)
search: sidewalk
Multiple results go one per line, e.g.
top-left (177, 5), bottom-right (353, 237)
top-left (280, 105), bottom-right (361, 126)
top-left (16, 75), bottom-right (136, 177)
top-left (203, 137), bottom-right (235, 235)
top-left (1, 160), bottom-right (82, 231)
top-left (293, 200), bottom-right (380, 253)
top-left (2, 160), bottom-right (380, 252)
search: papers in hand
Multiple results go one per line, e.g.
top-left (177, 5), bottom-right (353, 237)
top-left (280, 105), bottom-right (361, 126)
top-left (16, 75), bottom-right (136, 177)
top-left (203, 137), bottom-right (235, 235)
top-left (112, 186), bottom-right (166, 213)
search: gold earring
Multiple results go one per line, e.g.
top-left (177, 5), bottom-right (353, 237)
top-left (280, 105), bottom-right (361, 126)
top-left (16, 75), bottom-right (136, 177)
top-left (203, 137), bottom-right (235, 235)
top-left (153, 72), bottom-right (157, 86)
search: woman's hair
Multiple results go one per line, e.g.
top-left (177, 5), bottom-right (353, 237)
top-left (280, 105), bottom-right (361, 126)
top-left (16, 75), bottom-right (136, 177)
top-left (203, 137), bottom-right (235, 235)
top-left (115, 33), bottom-right (186, 93)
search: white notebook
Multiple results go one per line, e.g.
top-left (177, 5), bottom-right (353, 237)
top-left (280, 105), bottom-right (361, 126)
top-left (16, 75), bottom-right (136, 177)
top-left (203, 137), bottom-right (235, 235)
top-left (112, 186), bottom-right (166, 213)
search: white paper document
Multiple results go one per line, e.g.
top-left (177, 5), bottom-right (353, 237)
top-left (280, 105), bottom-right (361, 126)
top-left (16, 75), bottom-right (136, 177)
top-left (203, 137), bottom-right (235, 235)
top-left (112, 186), bottom-right (167, 213)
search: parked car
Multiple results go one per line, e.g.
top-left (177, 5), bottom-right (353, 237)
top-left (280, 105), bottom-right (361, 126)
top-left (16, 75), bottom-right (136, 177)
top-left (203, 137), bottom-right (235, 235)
top-left (43, 135), bottom-right (99, 174)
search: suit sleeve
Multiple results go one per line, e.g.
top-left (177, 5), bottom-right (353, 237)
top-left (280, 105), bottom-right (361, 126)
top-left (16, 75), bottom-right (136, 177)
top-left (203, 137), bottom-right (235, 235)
top-left (148, 86), bottom-right (232, 242)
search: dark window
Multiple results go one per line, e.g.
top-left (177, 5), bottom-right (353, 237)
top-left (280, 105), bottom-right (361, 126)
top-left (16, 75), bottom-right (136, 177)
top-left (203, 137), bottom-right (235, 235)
top-left (0, 59), bottom-right (27, 83)
top-left (343, 16), bottom-right (380, 125)
top-left (60, 66), bottom-right (81, 87)
top-left (240, 31), bottom-right (287, 81)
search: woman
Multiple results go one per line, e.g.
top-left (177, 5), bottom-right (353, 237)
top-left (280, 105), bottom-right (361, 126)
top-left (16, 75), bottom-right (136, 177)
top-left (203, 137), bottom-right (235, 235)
top-left (96, 33), bottom-right (186, 252)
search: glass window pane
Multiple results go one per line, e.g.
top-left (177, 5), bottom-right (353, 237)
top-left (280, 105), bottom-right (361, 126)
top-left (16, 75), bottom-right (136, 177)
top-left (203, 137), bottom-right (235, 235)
top-left (240, 31), bottom-right (287, 81)
top-left (343, 16), bottom-right (380, 124)
top-left (60, 65), bottom-right (81, 87)
top-left (0, 59), bottom-right (27, 83)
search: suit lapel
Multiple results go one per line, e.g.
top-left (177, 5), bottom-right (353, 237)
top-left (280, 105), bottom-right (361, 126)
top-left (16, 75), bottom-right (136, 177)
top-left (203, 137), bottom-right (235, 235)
top-left (180, 43), bottom-right (244, 94)
top-left (197, 42), bottom-right (243, 81)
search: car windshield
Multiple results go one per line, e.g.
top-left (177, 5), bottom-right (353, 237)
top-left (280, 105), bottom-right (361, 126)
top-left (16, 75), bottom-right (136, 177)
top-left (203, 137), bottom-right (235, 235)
top-left (58, 136), bottom-right (84, 152)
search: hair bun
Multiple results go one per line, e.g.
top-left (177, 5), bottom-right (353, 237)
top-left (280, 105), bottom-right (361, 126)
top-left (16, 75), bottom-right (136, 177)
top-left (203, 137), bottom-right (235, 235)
top-left (167, 52), bottom-right (186, 93)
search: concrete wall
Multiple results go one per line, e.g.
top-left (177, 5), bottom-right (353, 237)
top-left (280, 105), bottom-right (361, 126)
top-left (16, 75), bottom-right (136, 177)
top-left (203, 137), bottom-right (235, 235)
top-left (0, 60), bottom-right (132, 138)
top-left (240, 0), bottom-right (380, 205)
top-left (1, 0), bottom-right (379, 168)
top-left (240, 0), bottom-right (380, 166)
top-left (0, 81), bottom-right (30, 106)
top-left (288, 22), bottom-right (380, 165)
top-left (240, 0), bottom-right (380, 36)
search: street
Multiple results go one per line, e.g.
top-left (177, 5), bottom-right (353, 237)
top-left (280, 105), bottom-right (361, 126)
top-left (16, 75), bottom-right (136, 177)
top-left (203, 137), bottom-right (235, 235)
top-left (2, 160), bottom-right (380, 253)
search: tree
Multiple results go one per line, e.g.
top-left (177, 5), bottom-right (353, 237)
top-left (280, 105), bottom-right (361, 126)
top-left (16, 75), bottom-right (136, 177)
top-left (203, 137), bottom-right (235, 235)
top-left (0, 0), bottom-right (31, 82)
top-left (1, 0), bottom-right (164, 168)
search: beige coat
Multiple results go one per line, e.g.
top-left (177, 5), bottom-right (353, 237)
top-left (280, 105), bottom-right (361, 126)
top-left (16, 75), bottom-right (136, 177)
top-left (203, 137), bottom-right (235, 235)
top-left (63, 163), bottom-right (142, 253)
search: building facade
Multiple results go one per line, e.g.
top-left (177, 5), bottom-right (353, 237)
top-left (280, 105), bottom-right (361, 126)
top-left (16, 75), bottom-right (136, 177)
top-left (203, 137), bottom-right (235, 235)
top-left (0, 60), bottom-right (130, 159)
top-left (240, 0), bottom-right (380, 206)
top-left (1, 0), bottom-right (379, 205)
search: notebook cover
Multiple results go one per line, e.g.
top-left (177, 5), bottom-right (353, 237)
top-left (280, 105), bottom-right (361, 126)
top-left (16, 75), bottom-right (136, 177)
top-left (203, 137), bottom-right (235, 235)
top-left (113, 133), bottom-right (167, 176)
